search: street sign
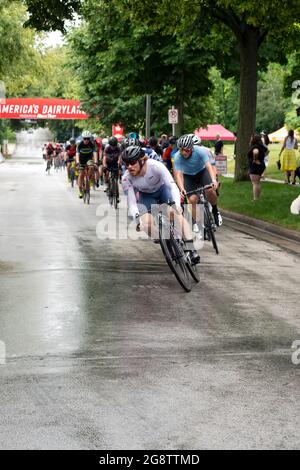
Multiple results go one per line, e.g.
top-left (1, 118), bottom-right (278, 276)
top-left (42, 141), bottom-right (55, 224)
top-left (168, 108), bottom-right (178, 124)
top-left (215, 155), bottom-right (227, 175)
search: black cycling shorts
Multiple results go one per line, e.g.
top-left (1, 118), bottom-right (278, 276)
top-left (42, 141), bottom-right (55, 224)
top-left (184, 168), bottom-right (212, 193)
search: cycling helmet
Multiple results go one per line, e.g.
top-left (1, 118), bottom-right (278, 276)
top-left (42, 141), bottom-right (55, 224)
top-left (123, 145), bottom-right (145, 163)
top-left (177, 134), bottom-right (194, 150)
top-left (192, 134), bottom-right (201, 146)
top-left (82, 130), bottom-right (92, 139)
top-left (128, 137), bottom-right (140, 146)
top-left (121, 137), bottom-right (130, 149)
top-left (70, 138), bottom-right (76, 145)
top-left (109, 136), bottom-right (118, 147)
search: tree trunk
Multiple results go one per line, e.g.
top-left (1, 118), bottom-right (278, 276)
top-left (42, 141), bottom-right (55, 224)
top-left (235, 26), bottom-right (260, 181)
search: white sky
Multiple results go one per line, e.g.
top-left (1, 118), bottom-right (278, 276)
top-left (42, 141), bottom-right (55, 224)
top-left (43, 31), bottom-right (65, 48)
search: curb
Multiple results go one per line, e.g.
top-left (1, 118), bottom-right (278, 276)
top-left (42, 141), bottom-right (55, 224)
top-left (221, 208), bottom-right (300, 244)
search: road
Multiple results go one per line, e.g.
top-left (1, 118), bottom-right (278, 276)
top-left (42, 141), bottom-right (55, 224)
top-left (0, 132), bottom-right (300, 449)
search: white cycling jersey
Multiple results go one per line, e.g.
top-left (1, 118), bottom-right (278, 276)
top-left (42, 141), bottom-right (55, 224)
top-left (122, 159), bottom-right (181, 218)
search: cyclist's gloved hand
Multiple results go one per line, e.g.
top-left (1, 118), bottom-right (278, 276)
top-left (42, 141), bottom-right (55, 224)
top-left (211, 180), bottom-right (219, 190)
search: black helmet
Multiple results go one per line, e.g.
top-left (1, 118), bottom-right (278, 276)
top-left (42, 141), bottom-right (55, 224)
top-left (123, 145), bottom-right (144, 163)
top-left (109, 136), bottom-right (118, 147)
top-left (169, 136), bottom-right (177, 145)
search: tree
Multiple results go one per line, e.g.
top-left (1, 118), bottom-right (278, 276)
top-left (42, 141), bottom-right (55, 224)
top-left (23, 0), bottom-right (300, 179)
top-left (25, 0), bottom-right (81, 32)
top-left (68, 0), bottom-right (216, 135)
top-left (112, 0), bottom-right (300, 180)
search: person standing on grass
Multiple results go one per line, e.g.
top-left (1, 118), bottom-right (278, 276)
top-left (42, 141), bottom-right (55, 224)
top-left (248, 134), bottom-right (266, 201)
top-left (279, 129), bottom-right (298, 184)
top-left (214, 134), bottom-right (224, 155)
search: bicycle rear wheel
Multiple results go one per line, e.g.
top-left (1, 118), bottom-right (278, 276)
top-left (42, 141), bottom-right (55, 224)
top-left (204, 206), bottom-right (219, 254)
top-left (108, 178), bottom-right (113, 206)
top-left (112, 177), bottom-right (119, 210)
top-left (159, 216), bottom-right (191, 292)
top-left (70, 168), bottom-right (75, 187)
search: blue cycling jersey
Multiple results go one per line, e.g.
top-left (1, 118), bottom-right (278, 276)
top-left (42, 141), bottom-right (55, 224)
top-left (174, 146), bottom-right (209, 175)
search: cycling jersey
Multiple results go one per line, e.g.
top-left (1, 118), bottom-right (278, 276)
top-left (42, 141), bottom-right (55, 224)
top-left (77, 140), bottom-right (95, 165)
top-left (66, 144), bottom-right (76, 161)
top-left (122, 159), bottom-right (181, 218)
top-left (173, 146), bottom-right (209, 175)
top-left (105, 144), bottom-right (121, 170)
top-left (46, 144), bottom-right (54, 156)
top-left (142, 147), bottom-right (162, 162)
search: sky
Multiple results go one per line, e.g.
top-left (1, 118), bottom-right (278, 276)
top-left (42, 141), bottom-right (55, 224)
top-left (43, 31), bottom-right (65, 48)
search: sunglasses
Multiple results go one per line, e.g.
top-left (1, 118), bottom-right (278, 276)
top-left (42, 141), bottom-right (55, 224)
top-left (124, 160), bottom-right (138, 167)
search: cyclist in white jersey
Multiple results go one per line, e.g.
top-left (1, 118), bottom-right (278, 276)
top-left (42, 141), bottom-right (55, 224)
top-left (122, 146), bottom-right (200, 265)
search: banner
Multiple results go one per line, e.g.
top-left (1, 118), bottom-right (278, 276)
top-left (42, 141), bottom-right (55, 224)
top-left (0, 98), bottom-right (88, 120)
top-left (112, 124), bottom-right (125, 139)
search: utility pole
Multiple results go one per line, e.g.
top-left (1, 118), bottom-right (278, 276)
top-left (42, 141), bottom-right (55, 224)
top-left (145, 95), bottom-right (151, 139)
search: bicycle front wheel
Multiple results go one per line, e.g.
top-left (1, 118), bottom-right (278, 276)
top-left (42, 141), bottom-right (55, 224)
top-left (159, 217), bottom-right (191, 292)
top-left (204, 206), bottom-right (219, 254)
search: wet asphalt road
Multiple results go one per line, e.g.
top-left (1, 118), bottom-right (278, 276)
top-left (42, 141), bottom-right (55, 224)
top-left (0, 132), bottom-right (300, 449)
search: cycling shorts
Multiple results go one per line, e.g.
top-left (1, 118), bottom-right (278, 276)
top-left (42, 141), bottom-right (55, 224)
top-left (183, 168), bottom-right (212, 193)
top-left (138, 185), bottom-right (173, 216)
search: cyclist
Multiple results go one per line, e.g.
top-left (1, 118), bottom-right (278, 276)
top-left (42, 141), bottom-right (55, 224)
top-left (76, 131), bottom-right (97, 198)
top-left (163, 136), bottom-right (177, 173)
top-left (173, 134), bottom-right (222, 232)
top-left (103, 136), bottom-right (122, 195)
top-left (122, 146), bottom-right (200, 265)
top-left (65, 138), bottom-right (77, 182)
top-left (45, 142), bottom-right (54, 171)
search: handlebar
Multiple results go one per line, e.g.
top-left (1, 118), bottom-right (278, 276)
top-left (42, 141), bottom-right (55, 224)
top-left (185, 184), bottom-right (214, 197)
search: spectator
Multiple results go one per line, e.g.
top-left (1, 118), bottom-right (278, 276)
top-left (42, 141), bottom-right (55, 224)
top-left (248, 134), bottom-right (266, 201)
top-left (260, 130), bottom-right (270, 178)
top-left (159, 134), bottom-right (169, 149)
top-left (279, 129), bottom-right (298, 184)
top-left (214, 134), bottom-right (223, 155)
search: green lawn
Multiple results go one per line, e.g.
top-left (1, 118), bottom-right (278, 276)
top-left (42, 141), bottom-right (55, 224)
top-left (218, 176), bottom-right (300, 232)
top-left (224, 143), bottom-right (300, 181)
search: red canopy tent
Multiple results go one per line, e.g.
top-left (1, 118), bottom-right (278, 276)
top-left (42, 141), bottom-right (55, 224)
top-left (195, 124), bottom-right (236, 141)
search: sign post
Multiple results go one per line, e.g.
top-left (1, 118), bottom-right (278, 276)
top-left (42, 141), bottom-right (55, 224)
top-left (215, 155), bottom-right (228, 175)
top-left (168, 106), bottom-right (178, 135)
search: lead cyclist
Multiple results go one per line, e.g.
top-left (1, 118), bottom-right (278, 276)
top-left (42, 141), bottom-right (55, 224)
top-left (122, 146), bottom-right (200, 265)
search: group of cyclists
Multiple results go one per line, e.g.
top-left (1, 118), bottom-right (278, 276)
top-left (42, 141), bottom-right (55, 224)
top-left (43, 131), bottom-right (223, 267)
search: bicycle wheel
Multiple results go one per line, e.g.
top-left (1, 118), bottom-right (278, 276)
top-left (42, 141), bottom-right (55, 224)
top-left (204, 206), bottom-right (219, 254)
top-left (159, 216), bottom-right (192, 292)
top-left (112, 177), bottom-right (119, 210)
top-left (85, 175), bottom-right (90, 204)
top-left (70, 168), bottom-right (75, 187)
top-left (108, 178), bottom-right (113, 206)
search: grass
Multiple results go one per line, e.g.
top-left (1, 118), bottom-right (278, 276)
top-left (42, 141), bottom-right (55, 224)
top-left (218, 176), bottom-right (300, 232)
top-left (223, 143), bottom-right (300, 180)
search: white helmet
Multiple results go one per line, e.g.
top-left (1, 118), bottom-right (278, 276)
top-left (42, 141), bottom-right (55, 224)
top-left (82, 130), bottom-right (92, 139)
top-left (177, 134), bottom-right (194, 150)
top-left (192, 134), bottom-right (201, 146)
